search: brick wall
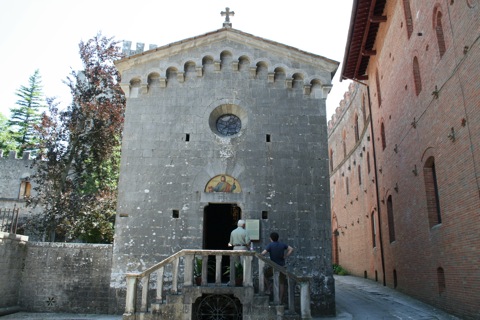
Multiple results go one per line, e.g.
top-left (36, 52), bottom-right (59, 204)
top-left (329, 1), bottom-right (480, 319)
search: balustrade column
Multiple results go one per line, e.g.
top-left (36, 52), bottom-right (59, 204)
top-left (273, 270), bottom-right (280, 305)
top-left (140, 275), bottom-right (150, 312)
top-left (215, 255), bottom-right (222, 285)
top-left (201, 255), bottom-right (208, 286)
top-left (300, 281), bottom-right (312, 319)
top-left (172, 257), bottom-right (179, 293)
top-left (243, 255), bottom-right (253, 286)
top-left (258, 259), bottom-right (265, 293)
top-left (125, 275), bottom-right (137, 315)
top-left (287, 277), bottom-right (295, 311)
top-left (156, 267), bottom-right (164, 302)
top-left (229, 257), bottom-right (235, 286)
top-left (184, 254), bottom-right (194, 286)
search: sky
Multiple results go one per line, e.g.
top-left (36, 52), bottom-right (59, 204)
top-left (0, 0), bottom-right (353, 121)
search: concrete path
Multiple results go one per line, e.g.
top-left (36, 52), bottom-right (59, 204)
top-left (329, 275), bottom-right (460, 320)
top-left (1, 275), bottom-right (460, 319)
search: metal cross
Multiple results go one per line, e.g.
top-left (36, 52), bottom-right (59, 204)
top-left (221, 7), bottom-right (235, 28)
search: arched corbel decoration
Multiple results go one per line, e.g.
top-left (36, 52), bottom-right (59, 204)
top-left (205, 174), bottom-right (242, 193)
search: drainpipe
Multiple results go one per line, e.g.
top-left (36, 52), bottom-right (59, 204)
top-left (348, 78), bottom-right (387, 286)
top-left (365, 85), bottom-right (386, 286)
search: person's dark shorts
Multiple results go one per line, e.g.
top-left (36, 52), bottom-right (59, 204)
top-left (264, 266), bottom-right (286, 284)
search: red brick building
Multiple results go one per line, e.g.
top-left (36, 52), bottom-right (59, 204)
top-left (328, 0), bottom-right (480, 318)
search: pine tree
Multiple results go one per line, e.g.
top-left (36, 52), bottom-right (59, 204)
top-left (0, 112), bottom-right (18, 154)
top-left (8, 69), bottom-right (45, 155)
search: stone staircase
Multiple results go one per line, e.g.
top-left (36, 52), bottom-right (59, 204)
top-left (122, 249), bottom-right (312, 319)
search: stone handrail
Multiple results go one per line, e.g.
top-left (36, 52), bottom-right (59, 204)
top-left (124, 249), bottom-right (311, 318)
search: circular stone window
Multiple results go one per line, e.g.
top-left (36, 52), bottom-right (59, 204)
top-left (216, 114), bottom-right (241, 136)
top-left (209, 104), bottom-right (247, 137)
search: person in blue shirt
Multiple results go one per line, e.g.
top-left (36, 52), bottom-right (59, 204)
top-left (261, 232), bottom-right (293, 302)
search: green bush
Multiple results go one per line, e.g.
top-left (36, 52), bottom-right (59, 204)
top-left (333, 264), bottom-right (349, 275)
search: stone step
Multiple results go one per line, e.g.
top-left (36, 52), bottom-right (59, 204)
top-left (148, 290), bottom-right (300, 319)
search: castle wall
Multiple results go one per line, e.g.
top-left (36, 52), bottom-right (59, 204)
top-left (112, 30), bottom-right (336, 315)
top-left (18, 242), bottom-right (113, 314)
top-left (0, 232), bottom-right (28, 314)
top-left (0, 151), bottom-right (42, 237)
top-left (329, 1), bottom-right (480, 319)
top-left (0, 151), bottom-right (35, 206)
top-left (0, 234), bottom-right (113, 315)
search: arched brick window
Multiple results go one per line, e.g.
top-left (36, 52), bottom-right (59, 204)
top-left (413, 56), bottom-right (422, 96)
top-left (381, 122), bottom-right (387, 150)
top-left (371, 211), bottom-right (376, 248)
top-left (358, 165), bottom-right (362, 185)
top-left (424, 156), bottom-right (442, 227)
top-left (387, 195), bottom-right (396, 242)
top-left (367, 152), bottom-right (371, 174)
top-left (346, 177), bottom-right (350, 195)
top-left (375, 70), bottom-right (382, 107)
top-left (362, 94), bottom-right (367, 124)
top-left (354, 113), bottom-right (360, 143)
top-left (403, 0), bottom-right (414, 39)
top-left (437, 267), bottom-right (446, 294)
top-left (329, 148), bottom-right (334, 172)
top-left (434, 9), bottom-right (447, 58)
top-left (342, 130), bottom-right (347, 158)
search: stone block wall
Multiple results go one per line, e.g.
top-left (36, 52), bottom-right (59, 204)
top-left (112, 28), bottom-right (337, 316)
top-left (0, 232), bottom-right (28, 314)
top-left (0, 151), bottom-right (35, 203)
top-left (18, 242), bottom-right (113, 314)
top-left (0, 151), bottom-right (38, 237)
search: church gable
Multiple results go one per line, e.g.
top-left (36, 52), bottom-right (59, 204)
top-left (116, 28), bottom-right (338, 100)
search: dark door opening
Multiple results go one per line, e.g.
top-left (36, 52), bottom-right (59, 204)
top-left (203, 203), bottom-right (241, 282)
top-left (203, 203), bottom-right (241, 250)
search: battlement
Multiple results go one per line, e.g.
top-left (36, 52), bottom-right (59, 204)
top-left (327, 82), bottom-right (360, 132)
top-left (122, 41), bottom-right (158, 57)
top-left (0, 150), bottom-right (32, 160)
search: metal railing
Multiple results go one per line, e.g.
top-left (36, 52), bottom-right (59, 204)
top-left (0, 206), bottom-right (20, 234)
top-left (124, 249), bottom-right (312, 318)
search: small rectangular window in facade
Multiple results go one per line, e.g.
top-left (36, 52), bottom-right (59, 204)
top-left (172, 209), bottom-right (180, 218)
top-left (19, 180), bottom-right (31, 199)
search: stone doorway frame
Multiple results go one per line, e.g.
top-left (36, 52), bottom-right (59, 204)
top-left (203, 203), bottom-right (241, 250)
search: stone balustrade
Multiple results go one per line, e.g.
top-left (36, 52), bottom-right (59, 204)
top-left (124, 249), bottom-right (312, 319)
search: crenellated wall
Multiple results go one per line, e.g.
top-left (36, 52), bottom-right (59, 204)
top-left (0, 150), bottom-right (35, 203)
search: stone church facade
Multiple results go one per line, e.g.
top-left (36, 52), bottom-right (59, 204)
top-left (329, 1), bottom-right (480, 319)
top-left (111, 27), bottom-right (338, 315)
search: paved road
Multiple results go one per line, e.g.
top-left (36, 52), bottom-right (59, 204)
top-left (1, 275), bottom-right (460, 319)
top-left (330, 275), bottom-right (460, 320)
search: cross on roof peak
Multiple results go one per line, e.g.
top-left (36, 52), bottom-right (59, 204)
top-left (221, 7), bottom-right (235, 28)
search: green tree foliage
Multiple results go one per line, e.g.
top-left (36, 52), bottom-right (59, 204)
top-left (27, 34), bottom-right (126, 243)
top-left (8, 69), bottom-right (45, 155)
top-left (0, 112), bottom-right (18, 154)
